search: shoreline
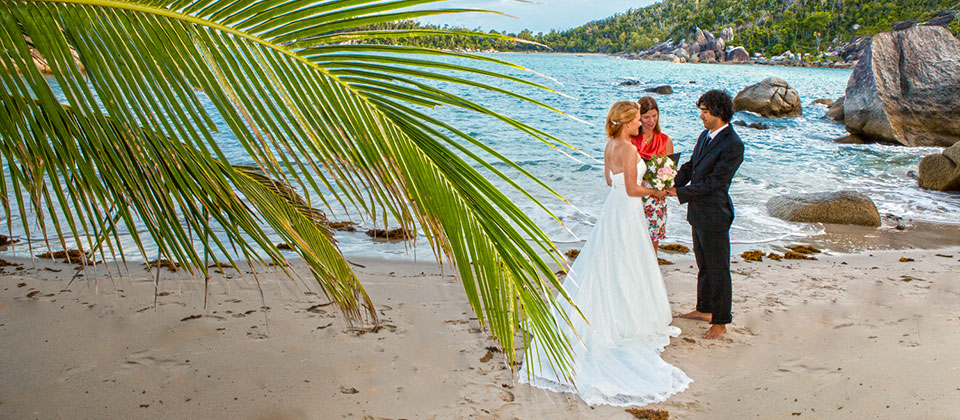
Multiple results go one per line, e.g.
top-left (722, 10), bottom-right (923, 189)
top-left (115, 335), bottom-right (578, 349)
top-left (617, 54), bottom-right (856, 69)
top-left (2, 226), bottom-right (959, 418)
top-left (808, 220), bottom-right (960, 252)
top-left (465, 50), bottom-right (857, 69)
top-left (4, 217), bottom-right (958, 265)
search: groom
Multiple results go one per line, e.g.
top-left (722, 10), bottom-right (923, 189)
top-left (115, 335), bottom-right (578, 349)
top-left (666, 90), bottom-right (744, 339)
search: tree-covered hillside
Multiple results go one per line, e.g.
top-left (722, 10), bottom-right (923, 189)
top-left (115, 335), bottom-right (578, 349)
top-left (365, 0), bottom-right (958, 56)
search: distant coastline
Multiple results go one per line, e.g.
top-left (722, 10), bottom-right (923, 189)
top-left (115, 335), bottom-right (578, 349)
top-left (454, 48), bottom-right (857, 69)
top-left (393, 2), bottom-right (957, 72)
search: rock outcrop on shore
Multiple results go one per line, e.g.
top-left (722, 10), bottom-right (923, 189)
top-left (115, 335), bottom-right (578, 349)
top-left (644, 85), bottom-right (673, 94)
top-left (628, 26), bottom-right (854, 68)
top-left (725, 47), bottom-right (750, 62)
top-left (918, 142), bottom-right (960, 191)
top-left (891, 10), bottom-right (958, 32)
top-left (828, 36), bottom-right (872, 63)
top-left (632, 27), bottom-right (732, 65)
top-left (732, 120), bottom-right (769, 130)
top-left (733, 77), bottom-right (802, 118)
top-left (825, 97), bottom-right (845, 122)
top-left (766, 191), bottom-right (881, 227)
top-left (720, 28), bottom-right (735, 43)
top-left (843, 25), bottom-right (960, 147)
top-left (832, 134), bottom-right (867, 144)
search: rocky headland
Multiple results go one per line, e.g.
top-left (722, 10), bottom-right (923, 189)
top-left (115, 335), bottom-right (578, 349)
top-left (623, 10), bottom-right (957, 70)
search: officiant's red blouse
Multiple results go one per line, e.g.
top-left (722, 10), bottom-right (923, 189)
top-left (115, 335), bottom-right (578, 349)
top-left (631, 131), bottom-right (670, 159)
top-left (630, 96), bottom-right (672, 249)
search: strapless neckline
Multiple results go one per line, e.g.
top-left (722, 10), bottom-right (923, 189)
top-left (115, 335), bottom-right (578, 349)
top-left (608, 159), bottom-right (646, 186)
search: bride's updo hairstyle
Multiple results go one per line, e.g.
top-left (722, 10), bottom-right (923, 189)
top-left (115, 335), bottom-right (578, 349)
top-left (606, 100), bottom-right (639, 139)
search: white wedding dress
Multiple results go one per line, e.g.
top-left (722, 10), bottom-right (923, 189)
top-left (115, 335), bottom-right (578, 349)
top-left (520, 158), bottom-right (692, 406)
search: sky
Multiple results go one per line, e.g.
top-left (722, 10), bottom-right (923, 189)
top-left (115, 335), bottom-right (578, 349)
top-left (416, 0), bottom-right (659, 34)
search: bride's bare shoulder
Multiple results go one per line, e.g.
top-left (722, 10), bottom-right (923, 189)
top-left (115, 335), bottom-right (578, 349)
top-left (603, 138), bottom-right (618, 153)
top-left (605, 140), bottom-right (632, 154)
top-left (610, 142), bottom-right (637, 162)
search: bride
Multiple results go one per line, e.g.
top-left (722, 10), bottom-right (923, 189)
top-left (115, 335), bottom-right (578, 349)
top-left (520, 100), bottom-right (692, 406)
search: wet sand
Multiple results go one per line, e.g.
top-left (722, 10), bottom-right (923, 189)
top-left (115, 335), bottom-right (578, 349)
top-left (1, 231), bottom-right (959, 419)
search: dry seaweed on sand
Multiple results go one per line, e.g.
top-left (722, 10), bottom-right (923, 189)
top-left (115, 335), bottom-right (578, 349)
top-left (207, 262), bottom-right (235, 269)
top-left (36, 249), bottom-right (95, 265)
top-left (145, 259), bottom-right (180, 272)
top-left (741, 250), bottom-right (764, 262)
top-left (626, 408), bottom-right (669, 420)
top-left (365, 228), bottom-right (414, 240)
top-left (347, 324), bottom-right (398, 335)
top-left (658, 258), bottom-right (674, 265)
top-left (327, 221), bottom-right (358, 231)
top-left (659, 244), bottom-right (689, 253)
top-left (785, 244), bottom-right (821, 254)
top-left (564, 249), bottom-right (580, 259)
top-left (0, 234), bottom-right (17, 246)
top-left (899, 257), bottom-right (914, 262)
top-left (767, 252), bottom-right (783, 261)
top-left (0, 258), bottom-right (22, 267)
top-left (784, 251), bottom-right (817, 260)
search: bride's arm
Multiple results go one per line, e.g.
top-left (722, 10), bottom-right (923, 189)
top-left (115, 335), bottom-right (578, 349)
top-left (604, 160), bottom-right (612, 187)
top-left (603, 143), bottom-right (613, 186)
top-left (622, 150), bottom-right (660, 197)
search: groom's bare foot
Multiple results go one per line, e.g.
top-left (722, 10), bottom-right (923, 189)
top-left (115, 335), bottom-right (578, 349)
top-left (704, 324), bottom-right (727, 339)
top-left (678, 310), bottom-right (712, 322)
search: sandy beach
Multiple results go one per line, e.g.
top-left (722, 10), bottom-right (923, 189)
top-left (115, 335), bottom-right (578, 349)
top-left (2, 230), bottom-right (959, 419)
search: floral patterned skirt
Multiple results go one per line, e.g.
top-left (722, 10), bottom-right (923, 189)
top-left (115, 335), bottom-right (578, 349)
top-left (642, 195), bottom-right (667, 242)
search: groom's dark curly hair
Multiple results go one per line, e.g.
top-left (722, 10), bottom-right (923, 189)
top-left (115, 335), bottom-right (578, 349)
top-left (697, 90), bottom-right (734, 123)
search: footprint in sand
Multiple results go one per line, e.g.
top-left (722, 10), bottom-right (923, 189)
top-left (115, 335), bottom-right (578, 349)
top-left (119, 350), bottom-right (190, 376)
top-left (228, 309), bottom-right (258, 318)
top-left (775, 358), bottom-right (837, 377)
top-left (59, 365), bottom-right (95, 383)
top-left (457, 382), bottom-right (517, 407)
top-left (246, 331), bottom-right (268, 340)
top-left (883, 318), bottom-right (909, 326)
top-left (898, 336), bottom-right (920, 347)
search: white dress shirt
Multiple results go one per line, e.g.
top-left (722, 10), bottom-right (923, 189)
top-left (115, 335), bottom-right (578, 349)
top-left (708, 123), bottom-right (729, 141)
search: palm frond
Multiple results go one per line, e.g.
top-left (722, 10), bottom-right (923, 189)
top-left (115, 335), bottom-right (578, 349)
top-left (0, 0), bottom-right (580, 380)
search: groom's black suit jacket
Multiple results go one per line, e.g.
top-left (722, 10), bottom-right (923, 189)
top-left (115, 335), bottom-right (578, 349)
top-left (674, 125), bottom-right (744, 232)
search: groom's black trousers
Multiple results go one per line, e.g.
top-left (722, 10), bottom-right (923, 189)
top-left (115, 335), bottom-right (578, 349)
top-left (692, 227), bottom-right (732, 324)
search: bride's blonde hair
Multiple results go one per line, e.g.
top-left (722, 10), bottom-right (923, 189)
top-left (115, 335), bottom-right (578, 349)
top-left (606, 100), bottom-right (639, 139)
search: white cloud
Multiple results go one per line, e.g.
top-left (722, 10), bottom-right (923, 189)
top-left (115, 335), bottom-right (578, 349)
top-left (415, 0), bottom-right (659, 34)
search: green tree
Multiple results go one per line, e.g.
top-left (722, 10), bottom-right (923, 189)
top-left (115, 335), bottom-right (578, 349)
top-left (0, 0), bottom-right (580, 379)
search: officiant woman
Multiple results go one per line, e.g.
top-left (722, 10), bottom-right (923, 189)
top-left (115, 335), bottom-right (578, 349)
top-left (631, 96), bottom-right (674, 254)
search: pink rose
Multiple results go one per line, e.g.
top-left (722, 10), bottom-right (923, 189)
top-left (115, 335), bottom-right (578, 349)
top-left (657, 167), bottom-right (676, 180)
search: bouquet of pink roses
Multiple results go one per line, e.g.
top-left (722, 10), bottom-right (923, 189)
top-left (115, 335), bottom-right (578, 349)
top-left (643, 155), bottom-right (677, 190)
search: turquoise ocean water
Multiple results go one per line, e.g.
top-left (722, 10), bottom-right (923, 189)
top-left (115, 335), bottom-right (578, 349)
top-left (4, 53), bottom-right (958, 261)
